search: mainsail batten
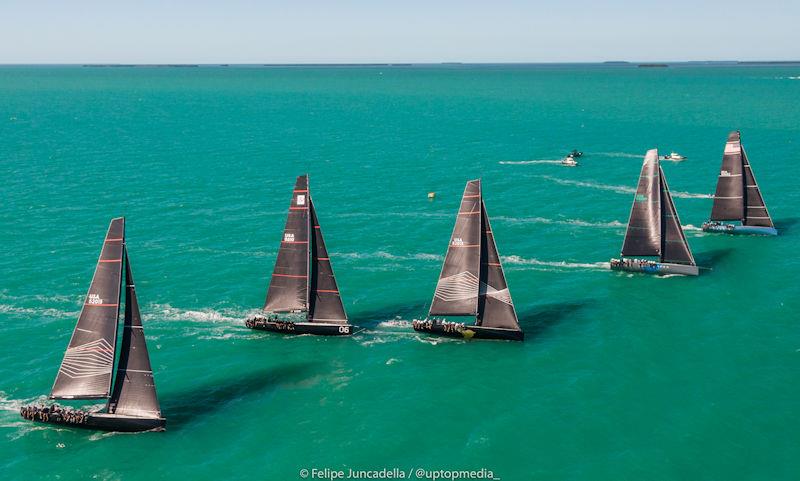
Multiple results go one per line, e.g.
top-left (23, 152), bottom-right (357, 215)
top-left (264, 175), bottom-right (311, 313)
top-left (477, 201), bottom-right (519, 330)
top-left (621, 150), bottom-right (661, 257)
top-left (108, 247), bottom-right (162, 419)
top-left (308, 198), bottom-right (348, 324)
top-left (51, 218), bottom-right (125, 400)
top-left (429, 180), bottom-right (482, 317)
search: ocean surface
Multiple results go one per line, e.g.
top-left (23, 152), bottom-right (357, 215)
top-left (1, 64), bottom-right (798, 481)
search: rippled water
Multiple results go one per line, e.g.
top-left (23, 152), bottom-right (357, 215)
top-left (1, 65), bottom-right (799, 480)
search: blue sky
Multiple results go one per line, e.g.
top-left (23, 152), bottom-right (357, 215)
top-left (1, 0), bottom-right (798, 63)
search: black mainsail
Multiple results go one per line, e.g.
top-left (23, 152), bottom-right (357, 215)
top-left (709, 130), bottom-right (774, 228)
top-left (429, 180), bottom-right (482, 317)
top-left (477, 201), bottom-right (519, 330)
top-left (710, 131), bottom-right (746, 221)
top-left (621, 150), bottom-right (661, 258)
top-left (428, 179), bottom-right (519, 329)
top-left (51, 218), bottom-right (125, 400)
top-left (260, 175), bottom-right (348, 325)
top-left (264, 175), bottom-right (311, 313)
top-left (26, 218), bottom-right (165, 431)
top-left (308, 198), bottom-right (347, 324)
top-left (742, 147), bottom-right (774, 227)
top-left (108, 247), bottom-right (162, 419)
top-left (620, 150), bottom-right (695, 266)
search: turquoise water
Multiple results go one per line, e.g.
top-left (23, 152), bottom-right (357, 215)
top-left (1, 65), bottom-right (799, 480)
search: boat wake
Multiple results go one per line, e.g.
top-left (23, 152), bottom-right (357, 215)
top-left (681, 224), bottom-right (707, 236)
top-left (501, 255), bottom-right (610, 271)
top-left (540, 175), bottom-right (636, 194)
top-left (494, 215), bottom-right (625, 229)
top-left (0, 392), bottom-right (34, 413)
top-left (144, 304), bottom-right (249, 324)
top-left (0, 304), bottom-right (78, 319)
top-left (334, 251), bottom-right (442, 262)
top-left (498, 159), bottom-right (563, 165)
top-left (375, 319), bottom-right (414, 329)
top-left (539, 175), bottom-right (712, 198)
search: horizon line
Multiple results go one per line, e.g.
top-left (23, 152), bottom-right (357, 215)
top-left (1, 60), bottom-right (799, 67)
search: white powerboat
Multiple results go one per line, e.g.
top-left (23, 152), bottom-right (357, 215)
top-left (662, 152), bottom-right (686, 161)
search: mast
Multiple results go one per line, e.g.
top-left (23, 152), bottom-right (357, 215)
top-left (307, 198), bottom-right (348, 324)
top-left (710, 131), bottom-right (745, 221)
top-left (659, 167), bottom-right (696, 266)
top-left (621, 150), bottom-right (661, 258)
top-left (108, 246), bottom-right (162, 418)
top-left (742, 146), bottom-right (774, 227)
top-left (51, 218), bottom-right (125, 400)
top-left (429, 179), bottom-right (482, 317)
top-left (264, 175), bottom-right (311, 313)
top-left (476, 201), bottom-right (519, 330)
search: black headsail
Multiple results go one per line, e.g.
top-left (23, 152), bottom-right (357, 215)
top-left (477, 201), bottom-right (519, 330)
top-left (742, 146), bottom-right (774, 227)
top-left (51, 218), bottom-right (124, 400)
top-left (710, 131), bottom-right (745, 221)
top-left (621, 150), bottom-right (661, 258)
top-left (108, 247), bottom-right (161, 419)
top-left (264, 175), bottom-right (311, 313)
top-left (429, 180), bottom-right (482, 317)
top-left (308, 198), bottom-right (347, 324)
top-left (659, 167), bottom-right (696, 265)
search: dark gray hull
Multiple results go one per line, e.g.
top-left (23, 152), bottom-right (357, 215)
top-left (24, 413), bottom-right (165, 432)
top-left (610, 258), bottom-right (699, 276)
top-left (412, 320), bottom-right (524, 341)
top-left (246, 316), bottom-right (352, 336)
top-left (701, 222), bottom-right (777, 236)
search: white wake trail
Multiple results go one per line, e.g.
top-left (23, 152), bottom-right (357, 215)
top-left (493, 216), bottom-right (625, 229)
top-left (539, 175), bottom-right (713, 199)
top-left (499, 159), bottom-right (563, 165)
top-left (501, 255), bottom-right (610, 271)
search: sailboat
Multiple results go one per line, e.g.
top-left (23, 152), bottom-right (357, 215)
top-left (20, 218), bottom-right (165, 432)
top-left (412, 179), bottom-right (524, 341)
top-left (246, 175), bottom-right (352, 336)
top-left (610, 149), bottom-right (699, 276)
top-left (702, 131), bottom-right (777, 235)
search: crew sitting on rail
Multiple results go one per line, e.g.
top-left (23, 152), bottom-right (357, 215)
top-left (20, 404), bottom-right (87, 425)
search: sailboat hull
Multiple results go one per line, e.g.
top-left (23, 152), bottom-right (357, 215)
top-left (246, 316), bottom-right (352, 336)
top-left (23, 412), bottom-right (165, 432)
top-left (86, 413), bottom-right (166, 432)
top-left (412, 320), bottom-right (524, 341)
top-left (701, 222), bottom-right (777, 236)
top-left (610, 258), bottom-right (699, 276)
